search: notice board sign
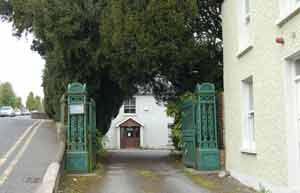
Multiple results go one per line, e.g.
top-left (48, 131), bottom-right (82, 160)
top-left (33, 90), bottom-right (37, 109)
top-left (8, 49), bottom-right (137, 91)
top-left (70, 104), bottom-right (84, 114)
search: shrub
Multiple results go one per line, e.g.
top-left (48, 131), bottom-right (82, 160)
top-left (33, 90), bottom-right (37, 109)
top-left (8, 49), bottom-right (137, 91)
top-left (259, 184), bottom-right (271, 193)
top-left (96, 130), bottom-right (108, 159)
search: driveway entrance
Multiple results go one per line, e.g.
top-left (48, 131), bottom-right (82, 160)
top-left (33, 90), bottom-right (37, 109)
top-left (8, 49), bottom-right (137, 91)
top-left (86, 149), bottom-right (210, 193)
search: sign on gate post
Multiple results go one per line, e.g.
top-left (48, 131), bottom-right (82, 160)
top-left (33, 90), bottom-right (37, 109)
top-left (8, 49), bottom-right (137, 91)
top-left (65, 82), bottom-right (96, 173)
top-left (195, 83), bottom-right (220, 171)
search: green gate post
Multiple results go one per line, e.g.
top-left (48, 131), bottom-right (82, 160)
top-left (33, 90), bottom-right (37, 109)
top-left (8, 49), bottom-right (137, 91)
top-left (88, 98), bottom-right (97, 171)
top-left (195, 83), bottom-right (220, 171)
top-left (65, 82), bottom-right (96, 173)
top-left (181, 98), bottom-right (196, 168)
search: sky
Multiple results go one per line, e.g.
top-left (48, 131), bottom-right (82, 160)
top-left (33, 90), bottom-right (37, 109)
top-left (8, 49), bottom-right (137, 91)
top-left (0, 22), bottom-right (45, 105)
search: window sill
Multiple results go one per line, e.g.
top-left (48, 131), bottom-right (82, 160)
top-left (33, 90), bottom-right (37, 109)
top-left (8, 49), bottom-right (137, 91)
top-left (276, 5), bottom-right (300, 27)
top-left (240, 148), bottom-right (257, 155)
top-left (236, 45), bottom-right (253, 58)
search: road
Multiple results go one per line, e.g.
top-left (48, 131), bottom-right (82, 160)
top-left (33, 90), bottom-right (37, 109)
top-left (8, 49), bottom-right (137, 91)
top-left (0, 117), bottom-right (60, 193)
top-left (87, 150), bottom-right (211, 193)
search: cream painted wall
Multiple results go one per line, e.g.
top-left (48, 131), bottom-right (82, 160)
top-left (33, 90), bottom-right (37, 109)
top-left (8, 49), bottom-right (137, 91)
top-left (223, 0), bottom-right (300, 192)
top-left (104, 95), bottom-right (174, 149)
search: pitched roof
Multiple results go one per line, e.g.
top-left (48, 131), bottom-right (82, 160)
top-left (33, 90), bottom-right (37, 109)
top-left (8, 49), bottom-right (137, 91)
top-left (116, 117), bottom-right (144, 128)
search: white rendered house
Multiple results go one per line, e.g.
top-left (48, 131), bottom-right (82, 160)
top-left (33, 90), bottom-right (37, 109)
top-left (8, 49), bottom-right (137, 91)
top-left (104, 95), bottom-right (174, 149)
top-left (223, 0), bottom-right (300, 192)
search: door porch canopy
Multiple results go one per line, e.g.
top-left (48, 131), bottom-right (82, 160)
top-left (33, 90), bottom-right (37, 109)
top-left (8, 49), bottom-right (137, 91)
top-left (116, 117), bottom-right (144, 128)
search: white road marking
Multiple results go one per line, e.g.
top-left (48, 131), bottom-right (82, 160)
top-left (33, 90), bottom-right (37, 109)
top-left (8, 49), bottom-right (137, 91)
top-left (0, 120), bottom-right (43, 186)
top-left (0, 121), bottom-right (39, 168)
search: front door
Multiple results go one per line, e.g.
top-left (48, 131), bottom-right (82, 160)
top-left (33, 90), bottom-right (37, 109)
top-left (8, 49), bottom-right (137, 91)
top-left (120, 127), bottom-right (140, 149)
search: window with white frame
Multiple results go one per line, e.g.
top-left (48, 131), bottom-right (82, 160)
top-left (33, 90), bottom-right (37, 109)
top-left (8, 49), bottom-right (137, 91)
top-left (280, 0), bottom-right (300, 17)
top-left (244, 0), bottom-right (251, 24)
top-left (124, 98), bottom-right (136, 114)
top-left (237, 0), bottom-right (251, 50)
top-left (242, 76), bottom-right (255, 152)
top-left (293, 59), bottom-right (300, 166)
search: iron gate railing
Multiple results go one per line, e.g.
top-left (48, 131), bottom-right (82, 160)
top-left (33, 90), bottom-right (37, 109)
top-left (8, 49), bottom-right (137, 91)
top-left (182, 99), bottom-right (196, 168)
top-left (181, 83), bottom-right (220, 171)
top-left (60, 82), bottom-right (97, 173)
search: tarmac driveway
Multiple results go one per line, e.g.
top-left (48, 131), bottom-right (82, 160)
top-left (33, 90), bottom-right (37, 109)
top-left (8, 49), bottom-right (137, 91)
top-left (89, 149), bottom-right (211, 193)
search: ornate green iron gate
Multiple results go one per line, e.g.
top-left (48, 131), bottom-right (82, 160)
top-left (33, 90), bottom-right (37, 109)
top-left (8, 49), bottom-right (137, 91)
top-left (195, 83), bottom-right (220, 170)
top-left (63, 82), bottom-right (96, 173)
top-left (181, 83), bottom-right (220, 171)
top-left (181, 99), bottom-right (196, 168)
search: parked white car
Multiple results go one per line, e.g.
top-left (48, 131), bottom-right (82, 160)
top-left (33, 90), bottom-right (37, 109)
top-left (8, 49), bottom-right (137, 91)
top-left (14, 109), bottom-right (22, 116)
top-left (0, 106), bottom-right (15, 117)
top-left (21, 108), bottom-right (31, 115)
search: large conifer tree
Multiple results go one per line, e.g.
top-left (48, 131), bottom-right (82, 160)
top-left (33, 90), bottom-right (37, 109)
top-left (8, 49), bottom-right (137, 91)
top-left (0, 0), bottom-right (223, 133)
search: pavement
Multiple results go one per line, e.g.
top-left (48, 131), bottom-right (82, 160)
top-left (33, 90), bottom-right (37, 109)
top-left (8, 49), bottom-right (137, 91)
top-left (66, 149), bottom-right (211, 193)
top-left (0, 118), bottom-right (60, 193)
